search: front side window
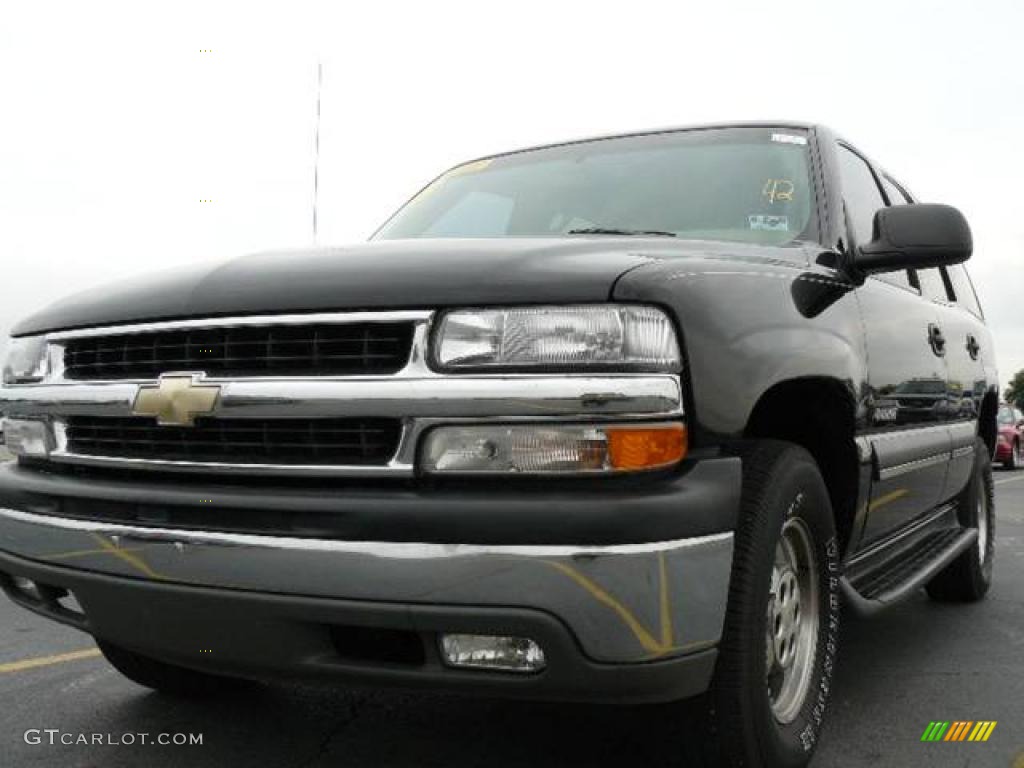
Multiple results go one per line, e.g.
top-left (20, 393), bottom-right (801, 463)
top-left (376, 127), bottom-right (815, 246)
top-left (837, 145), bottom-right (885, 247)
top-left (864, 168), bottom-right (915, 291)
top-left (874, 265), bottom-right (915, 292)
top-left (917, 268), bottom-right (954, 303)
top-left (880, 176), bottom-right (911, 206)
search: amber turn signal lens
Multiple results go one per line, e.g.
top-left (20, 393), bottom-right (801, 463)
top-left (607, 424), bottom-right (687, 470)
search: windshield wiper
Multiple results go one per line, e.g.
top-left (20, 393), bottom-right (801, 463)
top-left (566, 227), bottom-right (677, 238)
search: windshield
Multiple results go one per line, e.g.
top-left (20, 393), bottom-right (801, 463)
top-left (999, 406), bottom-right (1015, 425)
top-left (375, 127), bottom-right (815, 246)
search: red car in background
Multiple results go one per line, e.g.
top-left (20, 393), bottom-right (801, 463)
top-left (997, 403), bottom-right (1024, 469)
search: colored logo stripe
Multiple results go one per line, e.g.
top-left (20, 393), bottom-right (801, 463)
top-left (945, 721), bottom-right (972, 741)
top-left (921, 721), bottom-right (996, 742)
top-left (969, 722), bottom-right (997, 742)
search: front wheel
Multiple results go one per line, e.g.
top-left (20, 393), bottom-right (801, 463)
top-left (706, 441), bottom-right (841, 767)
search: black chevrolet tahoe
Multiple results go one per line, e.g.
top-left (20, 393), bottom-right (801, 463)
top-left (0, 123), bottom-right (998, 767)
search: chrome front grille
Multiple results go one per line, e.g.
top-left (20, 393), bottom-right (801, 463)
top-left (65, 416), bottom-right (402, 466)
top-left (1, 310), bottom-right (685, 477)
top-left (62, 321), bottom-right (415, 380)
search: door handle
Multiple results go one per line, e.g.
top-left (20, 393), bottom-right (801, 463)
top-left (928, 323), bottom-right (946, 356)
top-left (966, 334), bottom-right (980, 360)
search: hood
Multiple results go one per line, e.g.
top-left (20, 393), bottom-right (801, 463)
top-left (13, 238), bottom-right (668, 336)
top-left (13, 237), bottom-right (810, 336)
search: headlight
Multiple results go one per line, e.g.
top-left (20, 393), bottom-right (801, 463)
top-left (2, 336), bottom-right (49, 384)
top-left (434, 305), bottom-right (681, 371)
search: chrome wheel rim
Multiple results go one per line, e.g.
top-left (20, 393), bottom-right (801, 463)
top-left (977, 489), bottom-right (989, 561)
top-left (766, 516), bottom-right (819, 724)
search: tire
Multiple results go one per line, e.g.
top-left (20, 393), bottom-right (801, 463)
top-left (926, 437), bottom-right (995, 602)
top-left (706, 441), bottom-right (841, 767)
top-left (97, 640), bottom-right (251, 697)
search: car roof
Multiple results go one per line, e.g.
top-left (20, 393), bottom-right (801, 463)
top-left (469, 121), bottom-right (824, 163)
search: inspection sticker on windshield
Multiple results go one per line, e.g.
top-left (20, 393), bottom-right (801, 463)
top-left (749, 214), bottom-right (789, 231)
top-left (448, 158), bottom-right (493, 176)
top-left (771, 133), bottom-right (808, 145)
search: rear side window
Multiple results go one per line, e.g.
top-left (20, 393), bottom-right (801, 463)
top-left (837, 145), bottom-right (885, 247)
top-left (946, 264), bottom-right (985, 318)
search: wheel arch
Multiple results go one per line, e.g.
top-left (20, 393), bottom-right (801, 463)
top-left (744, 376), bottom-right (860, 551)
top-left (978, 391), bottom-right (998, 459)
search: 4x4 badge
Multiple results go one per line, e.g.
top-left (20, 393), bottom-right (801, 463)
top-left (132, 373), bottom-right (220, 427)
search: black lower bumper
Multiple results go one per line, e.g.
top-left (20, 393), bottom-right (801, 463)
top-left (0, 455), bottom-right (741, 545)
top-left (0, 549), bottom-right (717, 704)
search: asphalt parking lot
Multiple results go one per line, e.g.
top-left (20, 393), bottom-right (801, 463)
top-left (1, 467), bottom-right (1022, 768)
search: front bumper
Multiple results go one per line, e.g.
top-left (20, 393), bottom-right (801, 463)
top-left (0, 544), bottom-right (722, 703)
top-left (994, 440), bottom-right (1011, 461)
top-left (0, 459), bottom-right (738, 702)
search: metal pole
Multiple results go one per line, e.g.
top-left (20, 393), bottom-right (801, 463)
top-left (312, 60), bottom-right (323, 242)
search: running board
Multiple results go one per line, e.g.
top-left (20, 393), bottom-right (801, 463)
top-left (841, 528), bottom-right (978, 616)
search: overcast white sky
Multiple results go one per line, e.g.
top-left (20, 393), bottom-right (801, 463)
top-left (1, 0), bottom-right (1022, 386)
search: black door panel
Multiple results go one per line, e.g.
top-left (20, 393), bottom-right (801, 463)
top-left (865, 423), bottom-right (951, 542)
top-left (944, 421), bottom-right (978, 502)
top-left (856, 277), bottom-right (951, 547)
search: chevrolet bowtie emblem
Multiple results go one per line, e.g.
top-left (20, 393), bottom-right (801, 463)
top-left (132, 373), bottom-right (221, 426)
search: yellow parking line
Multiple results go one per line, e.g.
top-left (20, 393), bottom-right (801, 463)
top-left (0, 648), bottom-right (102, 674)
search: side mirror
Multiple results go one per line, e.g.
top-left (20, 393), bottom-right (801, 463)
top-left (852, 204), bottom-right (972, 275)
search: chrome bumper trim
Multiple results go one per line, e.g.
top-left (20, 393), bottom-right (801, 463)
top-left (0, 506), bottom-right (730, 556)
top-left (0, 506), bottom-right (732, 663)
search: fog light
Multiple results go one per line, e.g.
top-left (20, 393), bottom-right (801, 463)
top-left (440, 634), bottom-right (546, 673)
top-left (2, 418), bottom-right (52, 457)
top-left (422, 422), bottom-right (686, 474)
